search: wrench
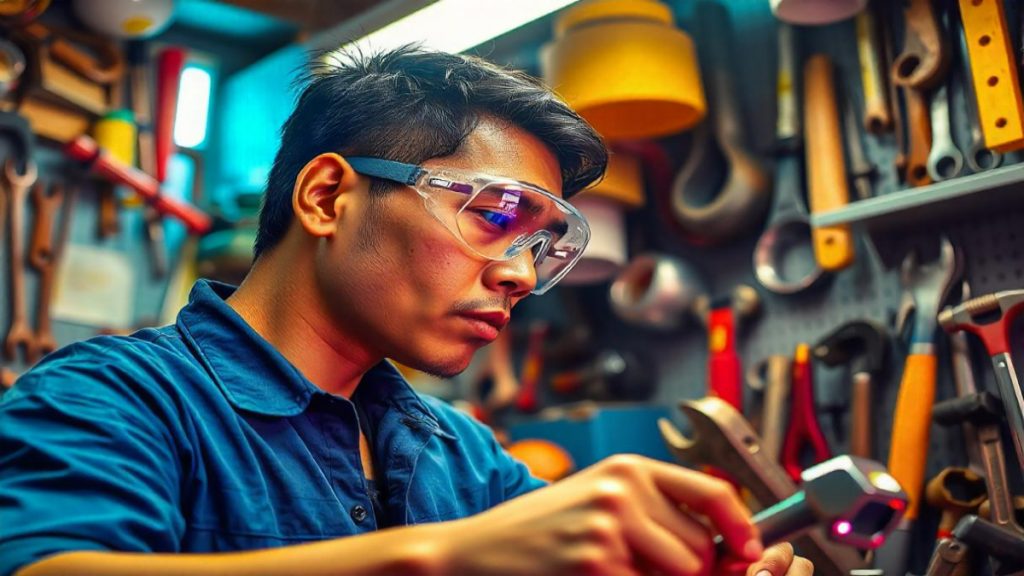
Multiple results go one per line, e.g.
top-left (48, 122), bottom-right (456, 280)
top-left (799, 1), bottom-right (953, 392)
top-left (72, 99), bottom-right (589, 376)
top-left (658, 396), bottom-right (865, 575)
top-left (949, 281), bottom-right (984, 475)
top-left (956, 9), bottom-right (1002, 172)
top-left (30, 182), bottom-right (72, 358)
top-left (927, 83), bottom-right (964, 181)
top-left (856, 9), bottom-right (891, 134)
top-left (892, 0), bottom-right (949, 90)
top-left (875, 238), bottom-right (959, 576)
top-left (939, 289), bottom-right (1024, 475)
top-left (3, 159), bottom-right (38, 363)
top-left (924, 538), bottom-right (971, 576)
top-left (934, 392), bottom-right (1023, 535)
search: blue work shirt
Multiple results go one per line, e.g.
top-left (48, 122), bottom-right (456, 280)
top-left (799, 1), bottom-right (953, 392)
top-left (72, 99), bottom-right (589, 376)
top-left (0, 280), bottom-right (545, 576)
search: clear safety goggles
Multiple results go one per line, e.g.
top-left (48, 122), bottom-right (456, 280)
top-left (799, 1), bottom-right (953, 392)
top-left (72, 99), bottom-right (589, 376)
top-left (346, 157), bottom-right (590, 295)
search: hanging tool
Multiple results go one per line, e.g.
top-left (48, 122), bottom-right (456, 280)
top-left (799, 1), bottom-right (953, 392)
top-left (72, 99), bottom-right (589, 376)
top-left (64, 135), bottom-right (212, 234)
top-left (609, 252), bottom-right (705, 331)
top-left (903, 87), bottom-right (933, 187)
top-left (958, 0), bottom-right (1024, 153)
top-left (781, 343), bottom-right (832, 482)
top-left (874, 237), bottom-right (958, 576)
top-left (878, 1), bottom-right (907, 178)
top-left (804, 54), bottom-right (855, 272)
top-left (27, 181), bottom-right (64, 362)
top-left (513, 322), bottom-right (550, 413)
top-left (813, 320), bottom-right (888, 459)
top-left (939, 289), bottom-right (1024, 475)
top-left (948, 281), bottom-right (984, 474)
top-left (550, 349), bottom-right (655, 402)
top-left (924, 537), bottom-right (972, 576)
top-left (979, 496), bottom-right (1024, 529)
top-left (934, 392), bottom-right (1024, 536)
top-left (958, 23), bottom-right (1002, 173)
top-left (857, 8), bottom-right (892, 133)
top-left (926, 467), bottom-right (987, 540)
top-left (745, 355), bottom-right (791, 463)
top-left (952, 515), bottom-right (1024, 571)
top-left (695, 286), bottom-right (760, 412)
top-left (3, 159), bottom-right (37, 363)
top-left (659, 397), bottom-right (867, 575)
top-left (843, 87), bottom-right (877, 201)
top-left (714, 455), bottom-right (906, 554)
top-left (669, 1), bottom-right (770, 246)
top-left (754, 23), bottom-right (824, 295)
top-left (892, 0), bottom-right (949, 90)
top-left (927, 82), bottom-right (964, 182)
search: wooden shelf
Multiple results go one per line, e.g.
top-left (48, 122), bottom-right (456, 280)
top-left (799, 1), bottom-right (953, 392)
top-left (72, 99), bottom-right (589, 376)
top-left (810, 163), bottom-right (1024, 231)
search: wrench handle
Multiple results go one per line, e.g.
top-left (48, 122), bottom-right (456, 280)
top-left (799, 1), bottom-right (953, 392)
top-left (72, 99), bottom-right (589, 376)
top-left (904, 87), bottom-right (934, 187)
top-left (888, 352), bottom-right (938, 520)
top-left (856, 10), bottom-right (892, 133)
top-left (781, 344), bottom-right (831, 482)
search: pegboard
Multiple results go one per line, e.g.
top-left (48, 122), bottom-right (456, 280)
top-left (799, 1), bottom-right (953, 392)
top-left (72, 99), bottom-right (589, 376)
top-left (514, 0), bottom-right (1024, 572)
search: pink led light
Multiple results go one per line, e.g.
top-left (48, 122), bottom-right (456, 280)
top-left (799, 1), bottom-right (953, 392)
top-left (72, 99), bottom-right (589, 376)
top-left (833, 521), bottom-right (852, 536)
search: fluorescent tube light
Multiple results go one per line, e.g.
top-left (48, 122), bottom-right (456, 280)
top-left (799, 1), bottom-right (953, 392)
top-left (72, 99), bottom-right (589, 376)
top-left (174, 65), bottom-right (212, 149)
top-left (327, 0), bottom-right (580, 56)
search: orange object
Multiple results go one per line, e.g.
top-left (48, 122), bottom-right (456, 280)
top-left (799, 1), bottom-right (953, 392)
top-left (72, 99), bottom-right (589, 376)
top-left (803, 54), bottom-right (855, 272)
top-left (506, 439), bottom-right (575, 482)
top-left (887, 352), bottom-right (938, 520)
top-left (542, 0), bottom-right (705, 140)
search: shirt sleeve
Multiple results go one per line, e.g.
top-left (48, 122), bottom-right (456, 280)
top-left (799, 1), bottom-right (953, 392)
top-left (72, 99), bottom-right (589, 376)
top-left (494, 440), bottom-right (549, 500)
top-left (0, 363), bottom-right (185, 576)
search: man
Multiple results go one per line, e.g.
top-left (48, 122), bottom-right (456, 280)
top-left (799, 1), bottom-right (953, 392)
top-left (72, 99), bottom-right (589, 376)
top-left (0, 46), bottom-right (811, 575)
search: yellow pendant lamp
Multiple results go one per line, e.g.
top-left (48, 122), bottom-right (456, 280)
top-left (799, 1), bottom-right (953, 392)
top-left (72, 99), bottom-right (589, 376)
top-left (542, 0), bottom-right (706, 140)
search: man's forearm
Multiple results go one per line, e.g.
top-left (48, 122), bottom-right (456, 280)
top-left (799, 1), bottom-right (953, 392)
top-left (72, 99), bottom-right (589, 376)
top-left (16, 523), bottom-right (449, 576)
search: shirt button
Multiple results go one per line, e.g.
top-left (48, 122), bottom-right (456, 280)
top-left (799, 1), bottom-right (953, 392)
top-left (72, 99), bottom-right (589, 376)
top-left (350, 504), bottom-right (368, 524)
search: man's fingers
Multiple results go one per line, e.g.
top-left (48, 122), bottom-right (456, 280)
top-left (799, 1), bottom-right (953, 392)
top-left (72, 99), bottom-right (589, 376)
top-left (647, 460), bottom-right (761, 560)
top-left (625, 516), bottom-right (705, 576)
top-left (744, 543), bottom-right (797, 576)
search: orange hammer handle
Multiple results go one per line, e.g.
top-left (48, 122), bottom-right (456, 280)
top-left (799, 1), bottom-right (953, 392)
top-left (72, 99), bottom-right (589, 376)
top-left (888, 352), bottom-right (938, 520)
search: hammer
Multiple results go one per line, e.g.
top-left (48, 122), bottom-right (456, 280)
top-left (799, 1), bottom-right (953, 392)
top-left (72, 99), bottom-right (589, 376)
top-left (694, 285), bottom-right (761, 413)
top-left (813, 320), bottom-right (889, 459)
top-left (939, 289), bottom-right (1024, 474)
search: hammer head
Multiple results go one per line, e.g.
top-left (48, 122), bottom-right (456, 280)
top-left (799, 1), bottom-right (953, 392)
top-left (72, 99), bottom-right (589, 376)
top-left (798, 455), bottom-right (907, 549)
top-left (939, 289), bottom-right (1024, 338)
top-left (813, 320), bottom-right (889, 375)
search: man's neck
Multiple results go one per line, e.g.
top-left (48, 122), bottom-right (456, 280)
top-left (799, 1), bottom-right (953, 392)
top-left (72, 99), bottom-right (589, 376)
top-left (225, 255), bottom-right (378, 398)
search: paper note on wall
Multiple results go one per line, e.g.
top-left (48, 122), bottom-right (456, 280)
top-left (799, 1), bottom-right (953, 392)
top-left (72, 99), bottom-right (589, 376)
top-left (52, 244), bottom-right (135, 329)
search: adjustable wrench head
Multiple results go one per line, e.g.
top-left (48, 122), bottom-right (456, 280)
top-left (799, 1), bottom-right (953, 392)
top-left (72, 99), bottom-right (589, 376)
top-left (799, 455), bottom-right (907, 549)
top-left (898, 237), bottom-right (959, 338)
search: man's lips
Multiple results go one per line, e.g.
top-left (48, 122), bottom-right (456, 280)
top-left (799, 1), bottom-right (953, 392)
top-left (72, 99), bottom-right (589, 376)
top-left (457, 311), bottom-right (510, 339)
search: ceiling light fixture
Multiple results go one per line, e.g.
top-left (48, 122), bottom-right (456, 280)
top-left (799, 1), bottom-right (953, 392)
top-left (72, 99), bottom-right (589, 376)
top-left (318, 0), bottom-right (581, 58)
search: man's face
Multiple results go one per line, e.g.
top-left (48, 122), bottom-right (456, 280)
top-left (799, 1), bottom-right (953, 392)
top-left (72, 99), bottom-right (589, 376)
top-left (315, 118), bottom-right (564, 377)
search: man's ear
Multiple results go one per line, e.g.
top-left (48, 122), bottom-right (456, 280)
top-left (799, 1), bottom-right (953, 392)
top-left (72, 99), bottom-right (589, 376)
top-left (292, 153), bottom-right (362, 238)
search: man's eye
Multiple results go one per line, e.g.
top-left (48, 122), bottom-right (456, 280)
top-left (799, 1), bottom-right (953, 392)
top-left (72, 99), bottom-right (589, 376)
top-left (476, 209), bottom-right (514, 230)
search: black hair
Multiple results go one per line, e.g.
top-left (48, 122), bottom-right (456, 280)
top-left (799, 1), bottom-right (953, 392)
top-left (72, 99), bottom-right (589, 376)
top-left (253, 44), bottom-right (608, 258)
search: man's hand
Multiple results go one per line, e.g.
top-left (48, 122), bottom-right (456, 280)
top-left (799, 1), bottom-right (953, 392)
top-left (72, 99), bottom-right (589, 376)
top-left (436, 454), bottom-right (768, 575)
top-left (717, 543), bottom-right (814, 576)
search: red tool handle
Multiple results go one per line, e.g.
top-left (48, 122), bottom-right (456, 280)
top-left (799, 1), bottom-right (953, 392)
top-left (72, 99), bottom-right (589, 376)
top-left (707, 307), bottom-right (743, 411)
top-left (781, 344), bottom-right (832, 482)
top-left (515, 323), bottom-right (549, 412)
top-left (65, 135), bottom-right (212, 234)
top-left (155, 47), bottom-right (186, 183)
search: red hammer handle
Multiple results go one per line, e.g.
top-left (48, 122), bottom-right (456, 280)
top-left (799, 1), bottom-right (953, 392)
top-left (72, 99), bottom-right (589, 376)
top-left (707, 307), bottom-right (743, 411)
top-left (781, 344), bottom-right (831, 482)
top-left (65, 135), bottom-right (212, 234)
top-left (155, 47), bottom-right (186, 183)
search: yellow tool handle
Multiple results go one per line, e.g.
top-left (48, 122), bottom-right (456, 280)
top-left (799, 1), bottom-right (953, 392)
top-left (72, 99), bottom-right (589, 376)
top-left (959, 0), bottom-right (1024, 152)
top-left (857, 11), bottom-right (891, 133)
top-left (887, 352), bottom-right (938, 520)
top-left (803, 54), bottom-right (854, 272)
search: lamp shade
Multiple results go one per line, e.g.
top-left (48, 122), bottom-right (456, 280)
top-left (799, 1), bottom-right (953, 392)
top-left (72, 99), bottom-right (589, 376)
top-left (770, 0), bottom-right (866, 25)
top-left (542, 0), bottom-right (706, 140)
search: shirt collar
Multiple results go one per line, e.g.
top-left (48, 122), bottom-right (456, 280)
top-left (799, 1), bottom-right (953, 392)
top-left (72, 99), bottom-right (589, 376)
top-left (176, 279), bottom-right (440, 425)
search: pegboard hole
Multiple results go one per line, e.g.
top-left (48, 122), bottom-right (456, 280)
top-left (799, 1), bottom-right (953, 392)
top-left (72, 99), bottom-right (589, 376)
top-left (911, 165), bottom-right (928, 181)
top-left (996, 117), bottom-right (1008, 128)
top-left (988, 76), bottom-right (1000, 87)
top-left (979, 35), bottom-right (991, 46)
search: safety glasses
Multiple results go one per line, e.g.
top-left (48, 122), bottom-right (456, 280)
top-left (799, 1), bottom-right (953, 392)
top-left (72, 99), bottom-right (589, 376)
top-left (345, 157), bottom-right (590, 295)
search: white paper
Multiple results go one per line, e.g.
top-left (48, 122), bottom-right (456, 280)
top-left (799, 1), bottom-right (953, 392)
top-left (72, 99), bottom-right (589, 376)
top-left (52, 244), bottom-right (135, 329)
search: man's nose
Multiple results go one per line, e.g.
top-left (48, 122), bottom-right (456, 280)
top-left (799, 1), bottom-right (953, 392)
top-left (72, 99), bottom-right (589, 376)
top-left (482, 249), bottom-right (537, 299)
